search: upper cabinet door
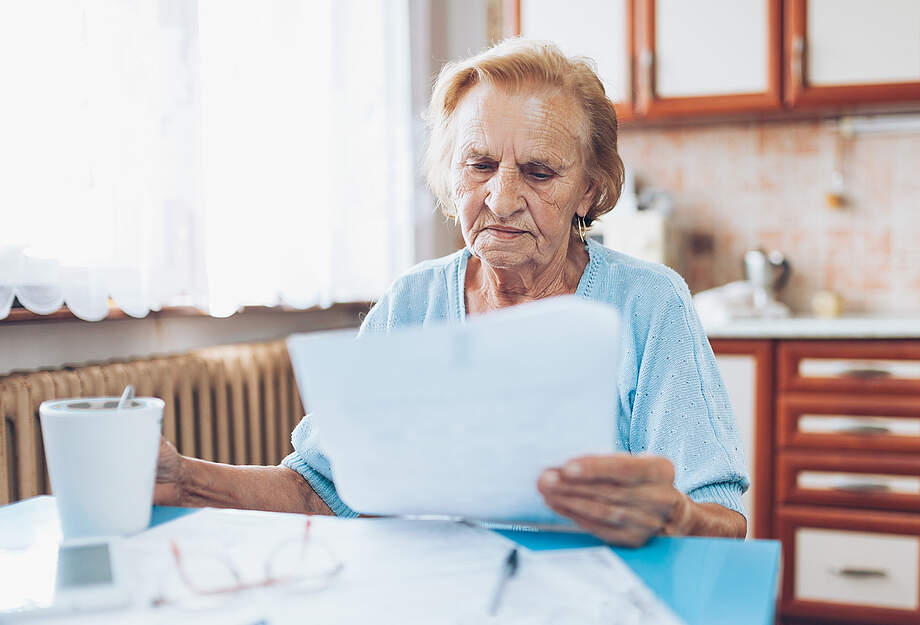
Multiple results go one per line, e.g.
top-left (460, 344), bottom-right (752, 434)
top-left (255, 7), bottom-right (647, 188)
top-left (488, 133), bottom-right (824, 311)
top-left (512, 0), bottom-right (635, 121)
top-left (635, 0), bottom-right (782, 117)
top-left (785, 0), bottom-right (920, 108)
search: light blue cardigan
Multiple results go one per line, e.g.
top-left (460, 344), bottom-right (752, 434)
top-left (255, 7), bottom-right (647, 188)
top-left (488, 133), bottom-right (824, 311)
top-left (282, 238), bottom-right (750, 520)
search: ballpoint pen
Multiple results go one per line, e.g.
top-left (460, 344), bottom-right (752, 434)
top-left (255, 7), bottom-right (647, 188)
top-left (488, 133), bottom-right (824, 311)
top-left (487, 548), bottom-right (519, 616)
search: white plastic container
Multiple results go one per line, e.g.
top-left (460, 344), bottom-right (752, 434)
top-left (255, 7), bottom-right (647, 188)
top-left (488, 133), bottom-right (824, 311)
top-left (39, 397), bottom-right (164, 538)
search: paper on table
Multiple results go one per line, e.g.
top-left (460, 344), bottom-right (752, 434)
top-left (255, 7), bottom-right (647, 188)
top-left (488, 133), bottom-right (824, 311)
top-left (283, 547), bottom-right (686, 625)
top-left (123, 510), bottom-right (516, 610)
top-left (287, 295), bottom-right (622, 524)
top-left (125, 509), bottom-right (684, 625)
top-left (280, 515), bottom-right (684, 625)
top-left (505, 548), bottom-right (687, 625)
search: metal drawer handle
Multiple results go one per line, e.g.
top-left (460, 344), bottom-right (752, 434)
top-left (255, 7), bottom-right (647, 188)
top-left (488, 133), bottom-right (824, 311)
top-left (829, 566), bottom-right (889, 579)
top-left (833, 424), bottom-right (892, 436)
top-left (839, 368), bottom-right (893, 379)
top-left (832, 482), bottom-right (892, 494)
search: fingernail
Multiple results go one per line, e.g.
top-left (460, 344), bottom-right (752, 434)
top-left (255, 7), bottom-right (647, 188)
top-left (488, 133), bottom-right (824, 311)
top-left (541, 470), bottom-right (559, 485)
top-left (562, 462), bottom-right (581, 477)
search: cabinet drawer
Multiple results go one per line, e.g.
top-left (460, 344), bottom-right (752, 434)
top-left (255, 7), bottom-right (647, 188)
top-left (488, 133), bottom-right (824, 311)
top-left (777, 507), bottom-right (920, 624)
top-left (777, 451), bottom-right (920, 512)
top-left (796, 528), bottom-right (917, 609)
top-left (778, 393), bottom-right (920, 453)
top-left (779, 341), bottom-right (920, 394)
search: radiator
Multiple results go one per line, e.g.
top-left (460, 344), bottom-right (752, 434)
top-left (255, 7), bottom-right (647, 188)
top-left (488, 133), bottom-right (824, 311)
top-left (0, 340), bottom-right (305, 505)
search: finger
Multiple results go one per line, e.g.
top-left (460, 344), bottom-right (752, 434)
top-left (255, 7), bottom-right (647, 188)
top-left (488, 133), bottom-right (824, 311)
top-left (538, 471), bottom-right (677, 517)
top-left (542, 493), bottom-right (665, 533)
top-left (543, 499), bottom-right (654, 548)
top-left (559, 454), bottom-right (675, 486)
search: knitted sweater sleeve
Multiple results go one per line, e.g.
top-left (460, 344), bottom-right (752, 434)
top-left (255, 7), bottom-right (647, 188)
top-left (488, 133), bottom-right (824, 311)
top-left (627, 274), bottom-right (750, 520)
top-left (279, 293), bottom-right (393, 517)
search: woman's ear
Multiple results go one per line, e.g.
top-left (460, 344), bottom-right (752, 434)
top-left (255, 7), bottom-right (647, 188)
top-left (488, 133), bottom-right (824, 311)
top-left (576, 181), bottom-right (596, 218)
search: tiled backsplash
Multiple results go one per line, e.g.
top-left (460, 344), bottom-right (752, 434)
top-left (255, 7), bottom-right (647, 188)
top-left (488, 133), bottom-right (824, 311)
top-left (617, 119), bottom-right (920, 314)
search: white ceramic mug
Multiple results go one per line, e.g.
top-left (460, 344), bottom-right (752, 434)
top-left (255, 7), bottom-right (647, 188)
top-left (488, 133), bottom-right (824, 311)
top-left (39, 397), bottom-right (164, 538)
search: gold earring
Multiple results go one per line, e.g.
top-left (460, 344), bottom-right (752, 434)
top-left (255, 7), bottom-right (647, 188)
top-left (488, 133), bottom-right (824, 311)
top-left (576, 216), bottom-right (587, 242)
top-left (452, 213), bottom-right (459, 226)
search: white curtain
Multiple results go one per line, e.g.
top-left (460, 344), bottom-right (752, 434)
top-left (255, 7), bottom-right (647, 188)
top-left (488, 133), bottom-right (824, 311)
top-left (0, 0), bottom-right (415, 321)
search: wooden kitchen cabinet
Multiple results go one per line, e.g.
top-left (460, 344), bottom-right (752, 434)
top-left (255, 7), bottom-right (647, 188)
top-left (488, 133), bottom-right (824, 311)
top-left (778, 340), bottom-right (920, 395)
top-left (633, 0), bottom-right (782, 117)
top-left (712, 339), bottom-right (775, 539)
top-left (784, 0), bottom-right (920, 109)
top-left (712, 337), bottom-right (920, 625)
top-left (514, 0), bottom-right (635, 120)
top-left (506, 0), bottom-right (920, 121)
top-left (777, 450), bottom-right (920, 514)
top-left (510, 0), bottom-right (782, 119)
top-left (777, 506), bottom-right (920, 625)
top-left (777, 393), bottom-right (920, 454)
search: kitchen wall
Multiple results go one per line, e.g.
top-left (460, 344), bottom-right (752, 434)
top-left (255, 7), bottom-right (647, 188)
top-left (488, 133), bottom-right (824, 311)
top-left (617, 119), bottom-right (920, 314)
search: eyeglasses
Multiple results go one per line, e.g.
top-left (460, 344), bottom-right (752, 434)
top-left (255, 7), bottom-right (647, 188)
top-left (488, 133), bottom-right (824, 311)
top-left (152, 519), bottom-right (344, 609)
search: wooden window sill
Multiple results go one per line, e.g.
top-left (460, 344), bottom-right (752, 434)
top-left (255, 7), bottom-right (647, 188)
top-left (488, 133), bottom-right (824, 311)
top-left (1, 302), bottom-right (373, 325)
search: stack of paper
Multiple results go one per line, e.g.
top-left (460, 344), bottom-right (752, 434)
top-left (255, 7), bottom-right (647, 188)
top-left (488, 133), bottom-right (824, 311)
top-left (119, 509), bottom-right (685, 625)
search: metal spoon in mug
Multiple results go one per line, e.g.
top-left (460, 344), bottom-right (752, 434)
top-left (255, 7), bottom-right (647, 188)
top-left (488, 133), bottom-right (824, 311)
top-left (117, 385), bottom-right (135, 410)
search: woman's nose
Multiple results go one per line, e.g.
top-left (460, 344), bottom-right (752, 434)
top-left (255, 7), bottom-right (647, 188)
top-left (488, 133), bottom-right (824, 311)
top-left (485, 169), bottom-right (523, 218)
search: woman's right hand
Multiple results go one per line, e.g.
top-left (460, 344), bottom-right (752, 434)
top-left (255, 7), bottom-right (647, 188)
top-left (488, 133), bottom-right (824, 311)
top-left (153, 436), bottom-right (186, 506)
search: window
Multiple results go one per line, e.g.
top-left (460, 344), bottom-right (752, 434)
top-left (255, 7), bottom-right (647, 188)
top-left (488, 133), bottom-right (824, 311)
top-left (0, 0), bottom-right (415, 320)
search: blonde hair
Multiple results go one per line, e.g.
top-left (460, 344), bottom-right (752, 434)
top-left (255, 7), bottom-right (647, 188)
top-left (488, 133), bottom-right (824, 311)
top-left (425, 38), bottom-right (625, 229)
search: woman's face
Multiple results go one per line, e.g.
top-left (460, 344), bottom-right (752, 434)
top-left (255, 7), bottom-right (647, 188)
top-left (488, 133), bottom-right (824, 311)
top-left (449, 83), bottom-right (594, 271)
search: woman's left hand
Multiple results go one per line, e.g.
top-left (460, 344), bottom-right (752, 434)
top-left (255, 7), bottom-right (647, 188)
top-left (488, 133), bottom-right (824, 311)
top-left (538, 454), bottom-right (692, 547)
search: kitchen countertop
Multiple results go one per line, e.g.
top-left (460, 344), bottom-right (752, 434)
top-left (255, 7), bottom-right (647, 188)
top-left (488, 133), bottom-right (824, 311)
top-left (703, 316), bottom-right (920, 339)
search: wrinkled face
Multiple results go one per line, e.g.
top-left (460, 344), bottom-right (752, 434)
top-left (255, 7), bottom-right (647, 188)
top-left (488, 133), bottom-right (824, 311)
top-left (449, 83), bottom-right (593, 270)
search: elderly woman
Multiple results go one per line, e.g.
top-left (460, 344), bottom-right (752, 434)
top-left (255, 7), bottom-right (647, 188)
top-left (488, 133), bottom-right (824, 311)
top-left (156, 40), bottom-right (748, 546)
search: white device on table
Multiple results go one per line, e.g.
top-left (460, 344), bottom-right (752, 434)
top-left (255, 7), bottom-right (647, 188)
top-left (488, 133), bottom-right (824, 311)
top-left (0, 536), bottom-right (130, 620)
top-left (287, 295), bottom-right (621, 526)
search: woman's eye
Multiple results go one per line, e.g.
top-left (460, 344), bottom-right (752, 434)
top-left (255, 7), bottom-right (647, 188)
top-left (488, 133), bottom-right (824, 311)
top-left (528, 170), bottom-right (553, 181)
top-left (472, 163), bottom-right (493, 171)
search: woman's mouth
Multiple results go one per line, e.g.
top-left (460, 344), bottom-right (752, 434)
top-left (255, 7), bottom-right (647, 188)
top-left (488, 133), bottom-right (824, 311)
top-left (484, 226), bottom-right (527, 240)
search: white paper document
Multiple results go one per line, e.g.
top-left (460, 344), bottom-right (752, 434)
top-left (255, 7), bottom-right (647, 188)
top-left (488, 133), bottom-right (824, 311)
top-left (287, 296), bottom-right (622, 524)
top-left (126, 510), bottom-right (685, 625)
top-left (298, 544), bottom-right (686, 625)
